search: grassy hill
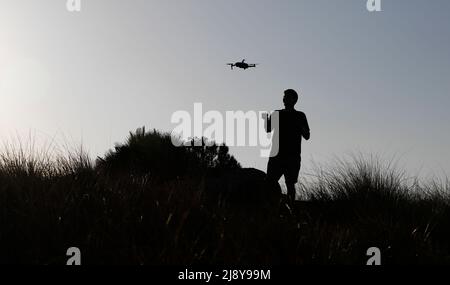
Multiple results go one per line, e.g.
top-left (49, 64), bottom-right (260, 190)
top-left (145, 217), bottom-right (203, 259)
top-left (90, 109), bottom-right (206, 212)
top-left (0, 127), bottom-right (449, 265)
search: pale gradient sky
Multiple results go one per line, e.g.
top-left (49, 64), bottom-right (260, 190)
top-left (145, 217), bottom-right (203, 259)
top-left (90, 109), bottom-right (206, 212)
top-left (0, 0), bottom-right (450, 178)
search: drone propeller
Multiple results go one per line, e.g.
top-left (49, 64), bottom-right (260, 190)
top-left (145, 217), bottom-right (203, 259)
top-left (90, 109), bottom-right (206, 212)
top-left (227, 63), bottom-right (234, 70)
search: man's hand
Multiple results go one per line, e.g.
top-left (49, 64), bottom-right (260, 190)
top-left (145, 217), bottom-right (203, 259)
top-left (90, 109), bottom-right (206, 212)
top-left (262, 112), bottom-right (271, 133)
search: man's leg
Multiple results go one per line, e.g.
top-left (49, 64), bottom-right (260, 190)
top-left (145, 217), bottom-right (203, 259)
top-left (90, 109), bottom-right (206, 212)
top-left (286, 182), bottom-right (296, 203)
top-left (284, 158), bottom-right (301, 203)
top-left (266, 157), bottom-right (283, 191)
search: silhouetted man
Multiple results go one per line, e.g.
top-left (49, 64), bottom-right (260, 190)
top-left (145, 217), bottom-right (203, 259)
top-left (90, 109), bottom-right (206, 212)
top-left (263, 89), bottom-right (310, 203)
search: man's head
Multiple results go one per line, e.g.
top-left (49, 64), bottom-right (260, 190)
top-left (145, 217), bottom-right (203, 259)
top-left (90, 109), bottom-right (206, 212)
top-left (283, 89), bottom-right (299, 109)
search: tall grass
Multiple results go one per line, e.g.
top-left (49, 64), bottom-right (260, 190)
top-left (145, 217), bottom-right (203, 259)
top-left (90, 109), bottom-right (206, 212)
top-left (0, 131), bottom-right (449, 264)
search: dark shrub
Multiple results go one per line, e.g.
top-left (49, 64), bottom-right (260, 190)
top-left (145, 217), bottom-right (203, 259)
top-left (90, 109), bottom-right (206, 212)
top-left (96, 127), bottom-right (240, 180)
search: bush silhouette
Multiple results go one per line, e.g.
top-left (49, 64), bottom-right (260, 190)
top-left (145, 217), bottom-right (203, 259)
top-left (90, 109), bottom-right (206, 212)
top-left (96, 127), bottom-right (240, 180)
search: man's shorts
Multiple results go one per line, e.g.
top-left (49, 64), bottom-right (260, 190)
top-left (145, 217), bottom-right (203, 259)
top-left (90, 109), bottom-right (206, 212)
top-left (267, 155), bottom-right (301, 185)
